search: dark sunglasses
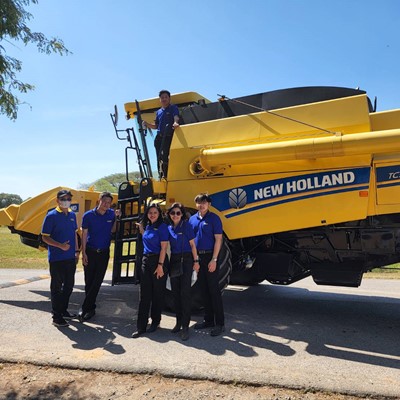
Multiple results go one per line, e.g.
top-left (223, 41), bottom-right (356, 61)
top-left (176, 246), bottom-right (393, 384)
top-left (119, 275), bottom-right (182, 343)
top-left (60, 197), bottom-right (72, 201)
top-left (169, 211), bottom-right (182, 216)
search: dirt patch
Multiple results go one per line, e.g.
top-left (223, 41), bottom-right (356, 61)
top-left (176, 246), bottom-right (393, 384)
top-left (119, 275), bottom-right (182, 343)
top-left (0, 362), bottom-right (384, 400)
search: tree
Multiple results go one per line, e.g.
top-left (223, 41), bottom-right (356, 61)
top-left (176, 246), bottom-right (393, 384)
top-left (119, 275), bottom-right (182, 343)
top-left (78, 172), bottom-right (142, 193)
top-left (0, 192), bottom-right (23, 207)
top-left (0, 0), bottom-right (70, 120)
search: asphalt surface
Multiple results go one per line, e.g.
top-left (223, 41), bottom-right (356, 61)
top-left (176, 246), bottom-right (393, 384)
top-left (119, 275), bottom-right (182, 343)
top-left (0, 269), bottom-right (399, 398)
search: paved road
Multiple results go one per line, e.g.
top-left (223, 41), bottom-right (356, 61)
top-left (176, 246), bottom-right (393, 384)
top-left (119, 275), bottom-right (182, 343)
top-left (0, 269), bottom-right (399, 398)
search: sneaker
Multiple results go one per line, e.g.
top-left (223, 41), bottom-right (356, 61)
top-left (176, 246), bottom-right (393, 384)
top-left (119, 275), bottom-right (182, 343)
top-left (193, 321), bottom-right (215, 330)
top-left (131, 329), bottom-right (146, 338)
top-left (62, 311), bottom-right (77, 320)
top-left (210, 325), bottom-right (225, 336)
top-left (78, 309), bottom-right (95, 322)
top-left (52, 318), bottom-right (69, 327)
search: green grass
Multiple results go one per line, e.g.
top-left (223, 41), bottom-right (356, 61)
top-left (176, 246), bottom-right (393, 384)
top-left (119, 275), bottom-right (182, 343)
top-left (0, 226), bottom-right (115, 270)
top-left (0, 226), bottom-right (48, 269)
top-left (364, 266), bottom-right (400, 279)
top-left (1, 225), bottom-right (399, 278)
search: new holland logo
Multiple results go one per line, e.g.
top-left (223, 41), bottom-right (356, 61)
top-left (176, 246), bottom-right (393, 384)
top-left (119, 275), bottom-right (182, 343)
top-left (229, 188), bottom-right (247, 209)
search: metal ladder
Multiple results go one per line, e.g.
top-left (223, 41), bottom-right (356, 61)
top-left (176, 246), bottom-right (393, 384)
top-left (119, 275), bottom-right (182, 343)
top-left (112, 178), bottom-right (154, 285)
top-left (110, 101), bottom-right (155, 285)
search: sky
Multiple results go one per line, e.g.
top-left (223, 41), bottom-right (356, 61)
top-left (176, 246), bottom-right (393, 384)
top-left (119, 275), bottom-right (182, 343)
top-left (1, 0), bottom-right (399, 200)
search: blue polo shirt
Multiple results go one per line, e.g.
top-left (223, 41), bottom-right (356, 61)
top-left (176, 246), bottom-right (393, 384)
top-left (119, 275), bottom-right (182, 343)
top-left (189, 211), bottom-right (223, 251)
top-left (142, 222), bottom-right (169, 254)
top-left (168, 221), bottom-right (195, 254)
top-left (41, 207), bottom-right (78, 262)
top-left (155, 104), bottom-right (179, 136)
top-left (82, 208), bottom-right (116, 250)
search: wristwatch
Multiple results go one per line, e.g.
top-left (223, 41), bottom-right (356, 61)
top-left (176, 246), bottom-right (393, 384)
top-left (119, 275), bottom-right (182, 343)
top-left (212, 257), bottom-right (218, 262)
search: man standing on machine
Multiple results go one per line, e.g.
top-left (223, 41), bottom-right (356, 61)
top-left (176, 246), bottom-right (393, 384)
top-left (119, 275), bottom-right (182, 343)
top-left (143, 90), bottom-right (180, 178)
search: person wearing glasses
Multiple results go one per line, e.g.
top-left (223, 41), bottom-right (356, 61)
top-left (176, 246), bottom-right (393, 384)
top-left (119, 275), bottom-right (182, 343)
top-left (189, 193), bottom-right (225, 337)
top-left (41, 189), bottom-right (79, 327)
top-left (79, 192), bottom-right (120, 322)
top-left (132, 203), bottom-right (169, 338)
top-left (167, 202), bottom-right (199, 341)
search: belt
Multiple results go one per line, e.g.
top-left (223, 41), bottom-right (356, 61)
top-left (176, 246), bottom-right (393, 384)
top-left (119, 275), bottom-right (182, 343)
top-left (198, 250), bottom-right (213, 254)
top-left (144, 253), bottom-right (158, 257)
top-left (87, 247), bottom-right (109, 254)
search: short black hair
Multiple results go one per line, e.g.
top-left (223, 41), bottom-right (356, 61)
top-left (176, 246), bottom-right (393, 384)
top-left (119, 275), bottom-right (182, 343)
top-left (99, 191), bottom-right (113, 201)
top-left (159, 90), bottom-right (171, 98)
top-left (194, 193), bottom-right (212, 203)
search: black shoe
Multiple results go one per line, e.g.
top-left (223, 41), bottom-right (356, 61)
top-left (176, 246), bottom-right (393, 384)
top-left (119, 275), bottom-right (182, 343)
top-left (147, 323), bottom-right (159, 333)
top-left (210, 325), bottom-right (225, 337)
top-left (79, 309), bottom-right (95, 322)
top-left (52, 318), bottom-right (69, 327)
top-left (131, 329), bottom-right (146, 338)
top-left (193, 321), bottom-right (215, 330)
top-left (181, 327), bottom-right (189, 341)
top-left (62, 311), bottom-right (77, 320)
top-left (171, 322), bottom-right (182, 333)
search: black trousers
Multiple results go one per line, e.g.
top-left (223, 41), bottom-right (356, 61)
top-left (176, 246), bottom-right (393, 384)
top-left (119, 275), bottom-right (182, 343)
top-left (170, 253), bottom-right (193, 328)
top-left (198, 253), bottom-right (225, 326)
top-left (137, 254), bottom-right (167, 331)
top-left (82, 248), bottom-right (110, 313)
top-left (49, 259), bottom-right (76, 320)
top-left (154, 133), bottom-right (173, 177)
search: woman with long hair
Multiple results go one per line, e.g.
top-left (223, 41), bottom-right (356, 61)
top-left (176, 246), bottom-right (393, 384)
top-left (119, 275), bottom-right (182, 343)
top-left (132, 203), bottom-right (169, 338)
top-left (167, 202), bottom-right (199, 341)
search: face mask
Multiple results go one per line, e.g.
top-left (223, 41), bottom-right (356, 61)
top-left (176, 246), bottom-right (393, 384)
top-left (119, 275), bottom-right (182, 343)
top-left (59, 200), bottom-right (71, 209)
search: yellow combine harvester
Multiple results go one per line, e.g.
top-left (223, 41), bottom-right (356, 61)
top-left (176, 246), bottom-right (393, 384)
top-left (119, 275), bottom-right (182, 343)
top-left (0, 187), bottom-right (109, 249)
top-left (2, 86), bottom-right (400, 292)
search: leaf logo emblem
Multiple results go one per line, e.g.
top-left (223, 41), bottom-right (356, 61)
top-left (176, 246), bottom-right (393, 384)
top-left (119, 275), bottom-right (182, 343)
top-left (229, 188), bottom-right (247, 209)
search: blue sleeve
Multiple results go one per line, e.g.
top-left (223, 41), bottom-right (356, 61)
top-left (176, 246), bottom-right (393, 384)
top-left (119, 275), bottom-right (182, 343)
top-left (172, 104), bottom-right (179, 117)
top-left (73, 213), bottom-right (78, 231)
top-left (159, 223), bottom-right (169, 242)
top-left (41, 213), bottom-right (54, 235)
top-left (82, 212), bottom-right (89, 229)
top-left (185, 221), bottom-right (195, 241)
top-left (155, 109), bottom-right (160, 126)
top-left (213, 214), bottom-right (223, 235)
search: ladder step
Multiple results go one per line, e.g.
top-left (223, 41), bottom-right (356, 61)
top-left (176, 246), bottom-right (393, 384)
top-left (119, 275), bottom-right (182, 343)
top-left (118, 196), bottom-right (140, 203)
top-left (119, 216), bottom-right (140, 222)
top-left (116, 255), bottom-right (138, 263)
top-left (115, 237), bottom-right (139, 243)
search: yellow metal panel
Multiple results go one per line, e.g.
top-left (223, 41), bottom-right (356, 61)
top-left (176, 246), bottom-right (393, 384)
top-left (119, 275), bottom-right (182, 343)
top-left (124, 92), bottom-right (210, 117)
top-left (0, 187), bottom-right (115, 235)
top-left (370, 109), bottom-right (400, 131)
top-left (375, 161), bottom-right (400, 205)
top-left (166, 166), bottom-right (371, 240)
top-left (174, 94), bottom-right (371, 150)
